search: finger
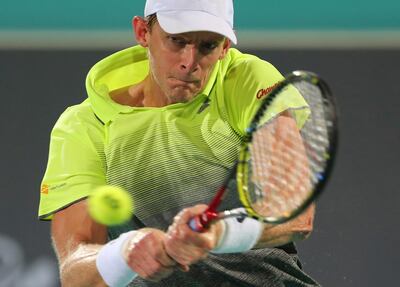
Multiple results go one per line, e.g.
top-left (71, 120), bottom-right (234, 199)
top-left (173, 205), bottom-right (208, 225)
top-left (135, 261), bottom-right (174, 283)
top-left (135, 230), bottom-right (176, 268)
top-left (177, 264), bottom-right (190, 272)
top-left (167, 221), bottom-right (178, 237)
top-left (165, 235), bottom-right (208, 266)
top-left (173, 248), bottom-right (208, 266)
top-left (129, 258), bottom-right (151, 280)
top-left (157, 247), bottom-right (177, 268)
top-left (136, 251), bottom-right (171, 280)
top-left (126, 236), bottom-right (167, 273)
top-left (175, 223), bottom-right (214, 250)
top-left (146, 266), bottom-right (174, 282)
top-left (131, 265), bottom-right (148, 280)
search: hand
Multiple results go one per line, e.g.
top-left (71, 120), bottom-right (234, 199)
top-left (165, 204), bottom-right (224, 267)
top-left (121, 228), bottom-right (178, 282)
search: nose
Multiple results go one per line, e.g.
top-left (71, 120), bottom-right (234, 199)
top-left (179, 44), bottom-right (199, 73)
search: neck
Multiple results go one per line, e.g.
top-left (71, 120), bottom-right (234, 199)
top-left (140, 75), bottom-right (171, 107)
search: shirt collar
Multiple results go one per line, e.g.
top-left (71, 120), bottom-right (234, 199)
top-left (87, 45), bottom-right (221, 124)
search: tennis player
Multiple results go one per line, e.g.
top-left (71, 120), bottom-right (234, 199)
top-left (39, 0), bottom-right (320, 286)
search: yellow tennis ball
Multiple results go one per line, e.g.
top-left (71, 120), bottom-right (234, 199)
top-left (88, 185), bottom-right (134, 226)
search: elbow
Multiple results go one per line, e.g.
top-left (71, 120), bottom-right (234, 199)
top-left (292, 226), bottom-right (313, 241)
top-left (293, 204), bottom-right (315, 241)
top-left (292, 217), bottom-right (314, 241)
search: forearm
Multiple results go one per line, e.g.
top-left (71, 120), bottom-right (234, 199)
top-left (59, 243), bottom-right (106, 287)
top-left (254, 223), bottom-right (310, 248)
top-left (254, 204), bottom-right (315, 249)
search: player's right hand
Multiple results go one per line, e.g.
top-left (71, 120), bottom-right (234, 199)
top-left (165, 205), bottom-right (223, 266)
top-left (121, 228), bottom-right (179, 282)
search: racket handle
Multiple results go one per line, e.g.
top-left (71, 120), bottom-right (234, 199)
top-left (188, 210), bottom-right (218, 232)
top-left (188, 215), bottom-right (206, 232)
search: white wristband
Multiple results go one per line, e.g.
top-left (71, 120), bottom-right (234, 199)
top-left (211, 209), bottom-right (264, 254)
top-left (96, 231), bottom-right (137, 287)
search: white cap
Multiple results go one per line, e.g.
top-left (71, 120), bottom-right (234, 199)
top-left (144, 0), bottom-right (237, 44)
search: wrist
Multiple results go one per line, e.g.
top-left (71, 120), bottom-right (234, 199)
top-left (96, 231), bottom-right (137, 287)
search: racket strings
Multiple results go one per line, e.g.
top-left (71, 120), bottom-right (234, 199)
top-left (246, 79), bottom-right (332, 219)
top-left (296, 81), bottom-right (331, 178)
top-left (249, 120), bottom-right (310, 217)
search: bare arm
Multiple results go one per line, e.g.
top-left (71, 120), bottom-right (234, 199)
top-left (254, 204), bottom-right (315, 248)
top-left (51, 200), bottom-right (178, 287)
top-left (51, 200), bottom-right (108, 287)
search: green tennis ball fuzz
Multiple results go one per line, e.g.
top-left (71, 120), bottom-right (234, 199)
top-left (88, 185), bottom-right (133, 226)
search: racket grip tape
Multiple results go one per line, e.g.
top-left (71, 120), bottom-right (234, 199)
top-left (188, 215), bottom-right (205, 232)
top-left (188, 210), bottom-right (218, 232)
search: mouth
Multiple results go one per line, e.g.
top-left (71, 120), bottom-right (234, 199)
top-left (169, 77), bottom-right (200, 85)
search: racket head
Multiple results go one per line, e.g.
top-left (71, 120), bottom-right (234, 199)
top-left (236, 71), bottom-right (338, 224)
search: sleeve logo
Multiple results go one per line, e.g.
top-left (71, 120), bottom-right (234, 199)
top-left (40, 183), bottom-right (67, 195)
top-left (40, 184), bottom-right (49, 195)
top-left (256, 82), bottom-right (279, 99)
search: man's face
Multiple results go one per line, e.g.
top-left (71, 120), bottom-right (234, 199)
top-left (143, 21), bottom-right (230, 103)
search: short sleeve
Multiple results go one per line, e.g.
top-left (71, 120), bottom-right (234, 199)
top-left (222, 54), bottom-right (309, 135)
top-left (38, 102), bottom-right (106, 220)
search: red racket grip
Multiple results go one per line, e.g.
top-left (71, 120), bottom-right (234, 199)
top-left (188, 210), bottom-right (219, 232)
top-left (188, 184), bottom-right (228, 231)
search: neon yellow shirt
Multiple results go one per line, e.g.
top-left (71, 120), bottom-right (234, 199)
top-left (39, 45), bottom-right (308, 221)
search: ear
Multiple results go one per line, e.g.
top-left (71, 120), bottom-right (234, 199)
top-left (133, 16), bottom-right (150, 47)
top-left (219, 38), bottom-right (231, 60)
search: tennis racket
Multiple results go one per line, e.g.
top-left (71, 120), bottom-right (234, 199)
top-left (189, 70), bottom-right (338, 231)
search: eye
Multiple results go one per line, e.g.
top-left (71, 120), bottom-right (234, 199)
top-left (199, 41), bottom-right (219, 54)
top-left (168, 36), bottom-right (187, 46)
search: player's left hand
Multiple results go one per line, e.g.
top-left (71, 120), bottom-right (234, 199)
top-left (165, 204), bottom-right (223, 267)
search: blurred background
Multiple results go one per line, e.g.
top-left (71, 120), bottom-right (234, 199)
top-left (1, 0), bottom-right (399, 286)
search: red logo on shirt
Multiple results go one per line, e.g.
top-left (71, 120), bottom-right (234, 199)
top-left (256, 82), bottom-right (279, 99)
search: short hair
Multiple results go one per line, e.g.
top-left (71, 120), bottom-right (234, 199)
top-left (145, 13), bottom-right (158, 31)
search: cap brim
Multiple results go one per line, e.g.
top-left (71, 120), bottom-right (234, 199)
top-left (156, 11), bottom-right (237, 44)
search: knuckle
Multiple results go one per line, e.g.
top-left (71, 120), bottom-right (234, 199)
top-left (175, 210), bottom-right (186, 221)
top-left (194, 204), bottom-right (208, 214)
top-left (177, 209), bottom-right (186, 217)
top-left (144, 232), bottom-right (156, 241)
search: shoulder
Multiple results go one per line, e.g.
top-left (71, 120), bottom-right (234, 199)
top-left (52, 99), bottom-right (104, 142)
top-left (220, 48), bottom-right (281, 80)
top-left (56, 100), bottom-right (102, 127)
top-left (216, 48), bottom-right (284, 100)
